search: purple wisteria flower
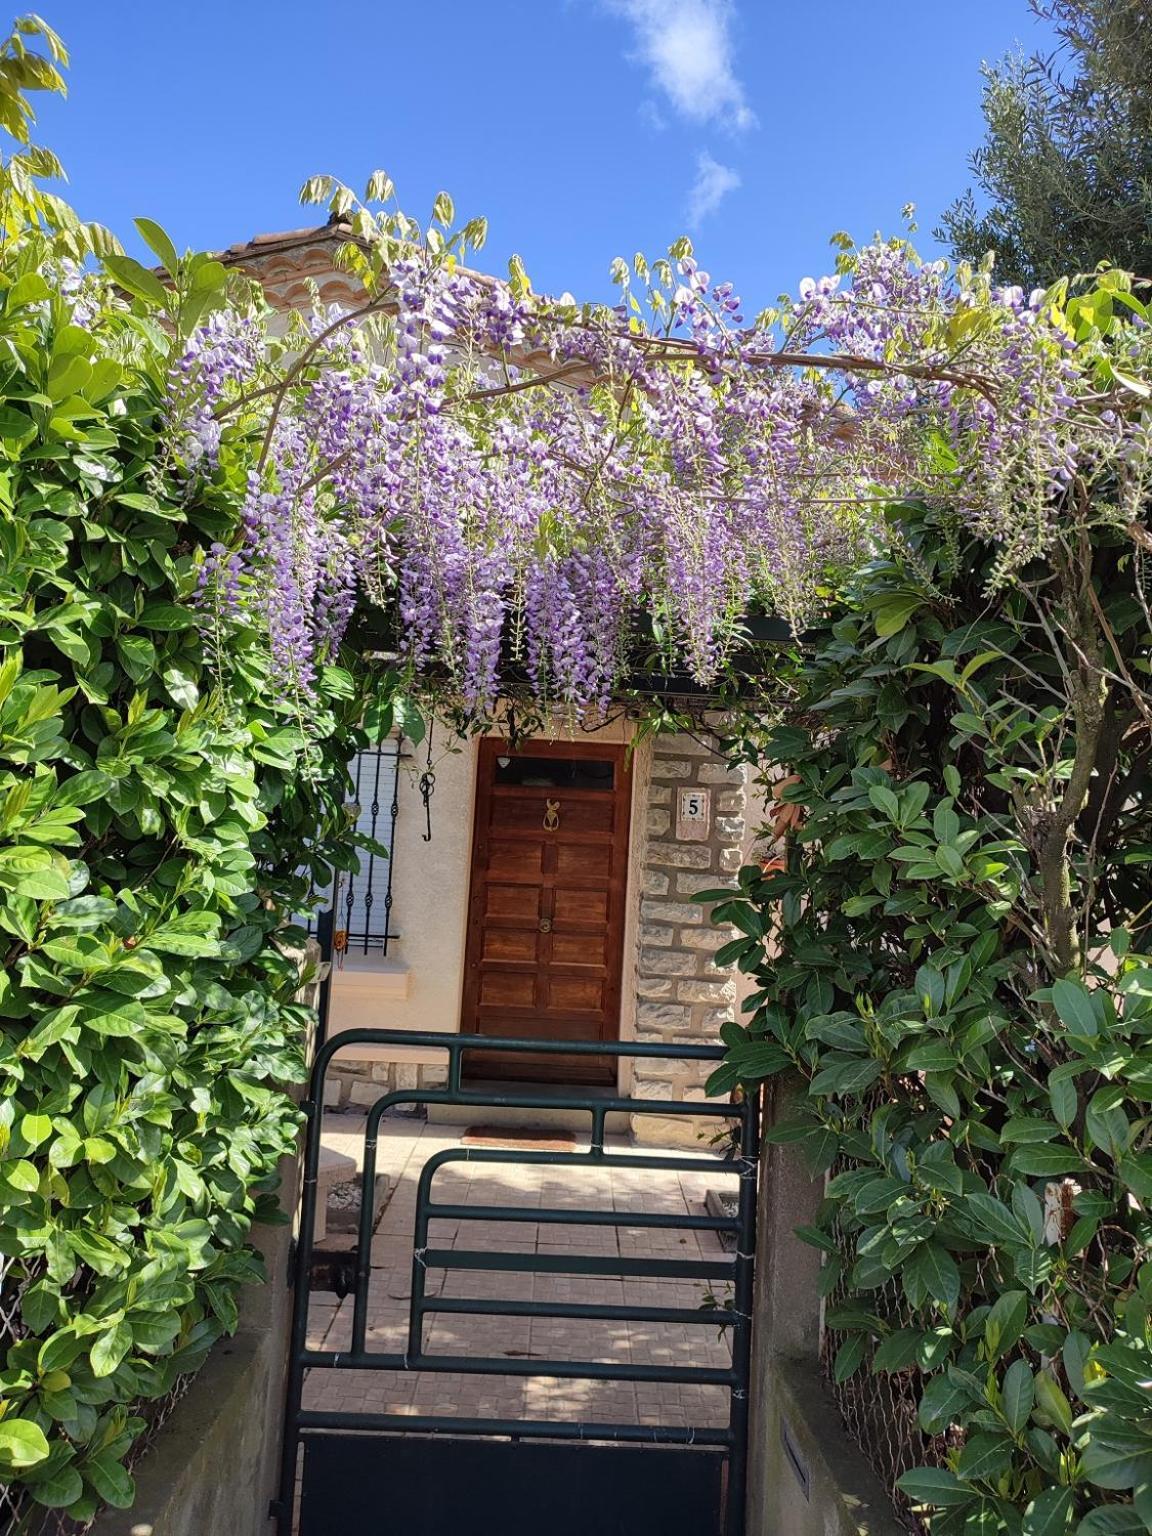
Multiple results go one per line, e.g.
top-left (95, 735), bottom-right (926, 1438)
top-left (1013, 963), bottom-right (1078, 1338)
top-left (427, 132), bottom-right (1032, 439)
top-left (170, 232), bottom-right (1142, 714)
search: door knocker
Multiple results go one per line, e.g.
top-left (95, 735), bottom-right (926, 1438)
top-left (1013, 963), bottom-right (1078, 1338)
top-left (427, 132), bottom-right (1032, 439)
top-left (543, 798), bottom-right (561, 831)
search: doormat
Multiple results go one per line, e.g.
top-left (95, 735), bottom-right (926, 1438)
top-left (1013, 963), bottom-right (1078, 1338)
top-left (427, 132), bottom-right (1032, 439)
top-left (461, 1125), bottom-right (577, 1152)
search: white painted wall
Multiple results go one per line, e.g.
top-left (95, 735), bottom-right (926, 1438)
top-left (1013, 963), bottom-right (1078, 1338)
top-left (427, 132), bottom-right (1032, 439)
top-left (327, 733), bottom-right (478, 1058)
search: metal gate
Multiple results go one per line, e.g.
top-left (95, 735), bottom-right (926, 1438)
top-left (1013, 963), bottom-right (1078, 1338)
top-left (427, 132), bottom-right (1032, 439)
top-left (274, 1030), bottom-right (759, 1536)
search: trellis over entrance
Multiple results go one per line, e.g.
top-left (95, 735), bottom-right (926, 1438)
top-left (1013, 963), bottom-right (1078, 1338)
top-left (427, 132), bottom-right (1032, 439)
top-left (274, 1030), bottom-right (760, 1536)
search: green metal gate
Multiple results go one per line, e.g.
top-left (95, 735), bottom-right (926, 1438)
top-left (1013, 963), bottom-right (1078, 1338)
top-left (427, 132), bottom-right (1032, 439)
top-left (273, 1031), bottom-right (759, 1536)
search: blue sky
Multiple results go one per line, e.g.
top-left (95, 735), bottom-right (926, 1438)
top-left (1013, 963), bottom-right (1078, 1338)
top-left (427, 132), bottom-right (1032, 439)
top-left (36, 1), bottom-right (1052, 310)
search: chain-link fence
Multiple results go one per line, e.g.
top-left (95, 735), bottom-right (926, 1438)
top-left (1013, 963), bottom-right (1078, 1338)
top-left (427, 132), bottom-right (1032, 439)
top-left (0, 1495), bottom-right (87, 1536)
top-left (819, 1288), bottom-right (934, 1530)
top-left (0, 1256), bottom-right (195, 1536)
top-left (817, 1183), bottom-right (945, 1534)
top-left (0, 1256), bottom-right (84, 1536)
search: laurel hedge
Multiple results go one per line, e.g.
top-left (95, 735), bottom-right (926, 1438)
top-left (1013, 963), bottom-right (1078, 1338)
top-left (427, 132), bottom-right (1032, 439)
top-left (0, 22), bottom-right (388, 1518)
top-left (708, 498), bottom-right (1152, 1533)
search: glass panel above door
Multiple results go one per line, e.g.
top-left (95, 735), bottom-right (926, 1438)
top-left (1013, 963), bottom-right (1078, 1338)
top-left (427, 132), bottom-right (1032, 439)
top-left (492, 754), bottom-right (615, 791)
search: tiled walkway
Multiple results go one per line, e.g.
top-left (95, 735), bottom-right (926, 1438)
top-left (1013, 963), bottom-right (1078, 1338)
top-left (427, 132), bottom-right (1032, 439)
top-left (303, 1112), bottom-right (736, 1431)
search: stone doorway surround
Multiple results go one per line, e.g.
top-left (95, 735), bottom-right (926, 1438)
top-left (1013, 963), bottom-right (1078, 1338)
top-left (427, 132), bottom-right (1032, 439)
top-left (629, 725), bottom-right (760, 1145)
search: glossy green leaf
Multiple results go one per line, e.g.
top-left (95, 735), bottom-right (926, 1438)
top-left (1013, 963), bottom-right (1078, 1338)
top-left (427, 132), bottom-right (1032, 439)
top-left (103, 252), bottom-right (167, 307)
top-left (133, 216), bottom-right (179, 274)
top-left (0, 1419), bottom-right (50, 1469)
top-left (1022, 1487), bottom-right (1074, 1536)
top-left (1001, 1359), bottom-right (1035, 1432)
top-left (897, 1466), bottom-right (974, 1508)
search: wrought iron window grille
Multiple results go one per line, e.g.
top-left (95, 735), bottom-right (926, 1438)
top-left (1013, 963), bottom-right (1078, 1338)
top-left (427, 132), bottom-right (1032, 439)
top-left (307, 736), bottom-right (407, 963)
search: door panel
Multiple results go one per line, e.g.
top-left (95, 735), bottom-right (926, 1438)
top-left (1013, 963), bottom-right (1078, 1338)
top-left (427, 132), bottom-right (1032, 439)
top-left (461, 739), bottom-right (632, 1084)
top-left (485, 884), bottom-right (541, 919)
top-left (550, 932), bottom-right (608, 966)
top-left (555, 841), bottom-right (613, 879)
top-left (554, 888), bottom-right (608, 925)
top-left (547, 976), bottom-right (605, 1011)
top-left (489, 795), bottom-right (616, 837)
top-left (478, 973), bottom-right (537, 1008)
top-left (487, 840), bottom-right (543, 879)
top-left (481, 929), bottom-right (540, 963)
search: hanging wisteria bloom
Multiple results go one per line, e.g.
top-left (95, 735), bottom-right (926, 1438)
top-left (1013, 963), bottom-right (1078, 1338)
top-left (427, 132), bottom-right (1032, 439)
top-left (168, 181), bottom-right (1152, 717)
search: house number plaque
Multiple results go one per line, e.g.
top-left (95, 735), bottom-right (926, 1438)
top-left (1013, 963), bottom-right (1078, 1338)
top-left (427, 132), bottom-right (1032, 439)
top-left (676, 786), bottom-right (711, 842)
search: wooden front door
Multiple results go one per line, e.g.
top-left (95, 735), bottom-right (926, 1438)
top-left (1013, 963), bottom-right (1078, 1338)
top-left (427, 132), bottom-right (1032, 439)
top-left (460, 739), bottom-right (633, 1084)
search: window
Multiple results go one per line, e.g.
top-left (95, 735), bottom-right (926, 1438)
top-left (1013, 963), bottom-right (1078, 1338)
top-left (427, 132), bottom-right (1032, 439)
top-left (299, 738), bottom-right (403, 958)
top-left (492, 753), bottom-right (615, 791)
top-left (335, 739), bottom-right (402, 955)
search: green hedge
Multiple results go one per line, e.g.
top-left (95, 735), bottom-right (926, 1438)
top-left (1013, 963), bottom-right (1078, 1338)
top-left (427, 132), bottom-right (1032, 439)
top-left (710, 503), bottom-right (1152, 1533)
top-left (0, 96), bottom-right (386, 1529)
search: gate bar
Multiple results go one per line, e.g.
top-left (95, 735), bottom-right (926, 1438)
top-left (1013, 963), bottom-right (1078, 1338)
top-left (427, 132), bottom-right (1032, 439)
top-left (296, 1411), bottom-right (734, 1446)
top-left (351, 1087), bottom-right (741, 1353)
top-left (277, 1030), bottom-right (757, 1536)
top-left (729, 1090), bottom-right (759, 1536)
top-left (377, 1132), bottom-right (745, 1358)
top-left (419, 1248), bottom-right (735, 1279)
top-left (403, 1140), bottom-right (743, 1363)
top-left (300, 1349), bottom-right (737, 1386)
top-left (423, 1297), bottom-right (739, 1325)
top-left (425, 1202), bottom-right (738, 1231)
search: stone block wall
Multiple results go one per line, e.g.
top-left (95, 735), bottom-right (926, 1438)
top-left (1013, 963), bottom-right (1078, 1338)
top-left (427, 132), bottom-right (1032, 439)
top-left (322, 1057), bottom-right (448, 1111)
top-left (630, 731), bottom-right (751, 1145)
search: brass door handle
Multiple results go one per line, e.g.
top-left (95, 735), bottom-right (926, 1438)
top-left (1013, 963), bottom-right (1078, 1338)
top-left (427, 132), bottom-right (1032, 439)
top-left (543, 799), bottom-right (560, 830)
top-left (539, 918), bottom-right (552, 933)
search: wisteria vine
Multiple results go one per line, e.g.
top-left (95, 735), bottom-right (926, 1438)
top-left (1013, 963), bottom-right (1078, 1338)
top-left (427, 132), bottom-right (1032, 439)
top-left (166, 184), bottom-right (1152, 716)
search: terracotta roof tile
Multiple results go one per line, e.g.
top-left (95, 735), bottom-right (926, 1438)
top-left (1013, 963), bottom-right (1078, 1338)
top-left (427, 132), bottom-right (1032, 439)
top-left (217, 219), bottom-right (357, 266)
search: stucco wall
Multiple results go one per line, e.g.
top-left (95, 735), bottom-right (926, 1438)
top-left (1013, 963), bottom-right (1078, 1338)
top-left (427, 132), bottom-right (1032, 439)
top-left (744, 1079), bottom-right (909, 1536)
top-left (332, 734), bottom-right (475, 1033)
top-left (323, 735), bottom-right (476, 1103)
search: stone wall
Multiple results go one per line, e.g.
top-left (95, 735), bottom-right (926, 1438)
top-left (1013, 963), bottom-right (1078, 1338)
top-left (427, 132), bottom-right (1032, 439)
top-left (630, 730), bottom-right (750, 1144)
top-left (322, 1056), bottom-right (448, 1110)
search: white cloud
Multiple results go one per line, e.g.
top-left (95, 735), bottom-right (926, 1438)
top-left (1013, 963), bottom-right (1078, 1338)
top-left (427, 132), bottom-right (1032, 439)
top-left (637, 98), bottom-right (668, 133)
top-left (686, 151), bottom-right (741, 223)
top-left (607, 0), bottom-right (756, 133)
